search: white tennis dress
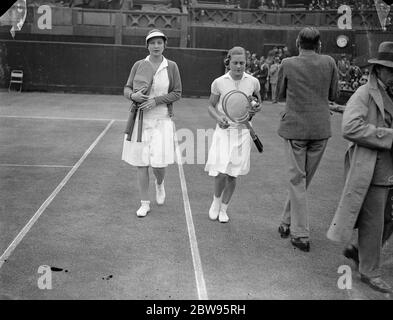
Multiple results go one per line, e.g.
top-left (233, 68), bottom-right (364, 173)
top-left (205, 72), bottom-right (260, 177)
top-left (122, 56), bottom-right (175, 168)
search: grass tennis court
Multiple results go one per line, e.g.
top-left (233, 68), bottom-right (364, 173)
top-left (0, 91), bottom-right (392, 300)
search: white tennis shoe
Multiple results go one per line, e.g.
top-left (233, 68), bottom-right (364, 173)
top-left (208, 199), bottom-right (220, 220)
top-left (155, 180), bottom-right (165, 205)
top-left (218, 210), bottom-right (229, 223)
top-left (136, 201), bottom-right (150, 217)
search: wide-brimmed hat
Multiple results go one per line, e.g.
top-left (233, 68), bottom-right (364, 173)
top-left (368, 41), bottom-right (393, 68)
top-left (145, 29), bottom-right (167, 45)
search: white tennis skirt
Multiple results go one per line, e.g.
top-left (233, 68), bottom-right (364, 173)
top-left (122, 116), bottom-right (175, 168)
top-left (204, 124), bottom-right (251, 177)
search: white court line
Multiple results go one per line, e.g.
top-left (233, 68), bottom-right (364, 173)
top-left (0, 164), bottom-right (73, 168)
top-left (0, 120), bottom-right (115, 270)
top-left (173, 124), bottom-right (208, 300)
top-left (0, 115), bottom-right (126, 122)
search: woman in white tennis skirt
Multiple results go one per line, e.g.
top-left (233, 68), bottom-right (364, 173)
top-left (205, 46), bottom-right (262, 223)
top-left (122, 29), bottom-right (182, 217)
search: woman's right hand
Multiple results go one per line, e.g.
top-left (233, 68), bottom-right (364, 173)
top-left (217, 115), bottom-right (229, 129)
top-left (131, 89), bottom-right (149, 103)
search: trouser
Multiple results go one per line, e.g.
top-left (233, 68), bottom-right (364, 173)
top-left (271, 82), bottom-right (278, 102)
top-left (259, 80), bottom-right (267, 100)
top-left (353, 185), bottom-right (393, 278)
top-left (281, 139), bottom-right (328, 238)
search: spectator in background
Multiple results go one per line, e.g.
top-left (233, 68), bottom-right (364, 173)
top-left (359, 74), bottom-right (368, 86)
top-left (364, 68), bottom-right (370, 76)
top-left (258, 0), bottom-right (269, 10)
top-left (253, 56), bottom-right (269, 101)
top-left (324, 0), bottom-right (332, 10)
top-left (337, 54), bottom-right (350, 82)
top-left (250, 56), bottom-right (260, 74)
top-left (282, 46), bottom-right (291, 59)
top-left (268, 46), bottom-right (278, 60)
top-left (271, 0), bottom-right (280, 10)
top-left (269, 56), bottom-right (280, 103)
top-left (245, 50), bottom-right (252, 73)
top-left (349, 62), bottom-right (362, 82)
top-left (277, 48), bottom-right (284, 61)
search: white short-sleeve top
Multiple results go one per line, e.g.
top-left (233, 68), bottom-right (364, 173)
top-left (211, 72), bottom-right (260, 128)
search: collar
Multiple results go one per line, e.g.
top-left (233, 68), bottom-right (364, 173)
top-left (223, 71), bottom-right (249, 81)
top-left (145, 56), bottom-right (168, 71)
top-left (377, 78), bottom-right (388, 91)
top-left (368, 70), bottom-right (387, 119)
top-left (299, 49), bottom-right (317, 56)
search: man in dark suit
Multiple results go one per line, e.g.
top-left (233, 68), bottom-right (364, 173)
top-left (276, 27), bottom-right (339, 252)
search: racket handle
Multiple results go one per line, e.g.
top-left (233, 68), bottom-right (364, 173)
top-left (137, 109), bottom-right (143, 142)
top-left (253, 135), bottom-right (264, 153)
top-left (125, 105), bottom-right (138, 141)
top-left (246, 122), bottom-right (263, 153)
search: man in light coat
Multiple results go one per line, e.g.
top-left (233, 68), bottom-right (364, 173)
top-left (327, 41), bottom-right (393, 294)
top-left (276, 27), bottom-right (338, 252)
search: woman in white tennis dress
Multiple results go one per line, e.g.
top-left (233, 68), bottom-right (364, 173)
top-left (205, 46), bottom-right (262, 223)
top-left (122, 29), bottom-right (182, 217)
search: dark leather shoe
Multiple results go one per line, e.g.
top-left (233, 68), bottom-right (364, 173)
top-left (343, 245), bottom-right (359, 267)
top-left (278, 223), bottom-right (290, 238)
top-left (291, 237), bottom-right (310, 252)
top-left (360, 275), bottom-right (392, 294)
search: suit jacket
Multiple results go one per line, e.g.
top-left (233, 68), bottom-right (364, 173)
top-left (277, 50), bottom-right (339, 140)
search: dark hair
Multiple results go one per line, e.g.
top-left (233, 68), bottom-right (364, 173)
top-left (297, 27), bottom-right (320, 50)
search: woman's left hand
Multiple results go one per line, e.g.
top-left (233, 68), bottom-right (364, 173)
top-left (140, 98), bottom-right (156, 111)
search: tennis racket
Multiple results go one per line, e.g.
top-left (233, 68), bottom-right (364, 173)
top-left (222, 90), bottom-right (263, 153)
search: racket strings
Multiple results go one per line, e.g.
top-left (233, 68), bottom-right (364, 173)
top-left (223, 91), bottom-right (250, 123)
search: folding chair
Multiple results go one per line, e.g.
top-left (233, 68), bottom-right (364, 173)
top-left (8, 70), bottom-right (23, 92)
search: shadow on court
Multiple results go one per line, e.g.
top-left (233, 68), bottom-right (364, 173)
top-left (0, 92), bottom-right (392, 300)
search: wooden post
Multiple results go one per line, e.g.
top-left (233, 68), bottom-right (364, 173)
top-left (115, 11), bottom-right (122, 45)
top-left (179, 6), bottom-right (188, 48)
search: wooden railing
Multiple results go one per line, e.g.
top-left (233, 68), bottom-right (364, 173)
top-left (189, 7), bottom-right (382, 29)
top-left (7, 4), bottom-right (388, 47)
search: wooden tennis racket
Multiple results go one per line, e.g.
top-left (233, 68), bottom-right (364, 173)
top-left (222, 90), bottom-right (263, 153)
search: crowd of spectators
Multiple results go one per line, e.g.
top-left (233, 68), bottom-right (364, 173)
top-left (231, 46), bottom-right (292, 102)
top-left (198, 0), bottom-right (379, 10)
top-left (30, 0), bottom-right (123, 9)
top-left (336, 54), bottom-right (369, 91)
top-left (30, 0), bottom-right (182, 11)
top-left (308, 0), bottom-right (375, 11)
top-left (231, 48), bottom-right (370, 102)
top-left (30, 0), bottom-right (382, 11)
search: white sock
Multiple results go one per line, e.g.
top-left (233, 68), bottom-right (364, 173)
top-left (141, 200), bottom-right (150, 207)
top-left (213, 195), bottom-right (221, 206)
top-left (221, 203), bottom-right (228, 213)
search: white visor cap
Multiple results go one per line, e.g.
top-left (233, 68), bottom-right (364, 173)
top-left (146, 30), bottom-right (167, 45)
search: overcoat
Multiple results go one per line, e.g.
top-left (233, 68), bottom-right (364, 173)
top-left (327, 71), bottom-right (393, 243)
